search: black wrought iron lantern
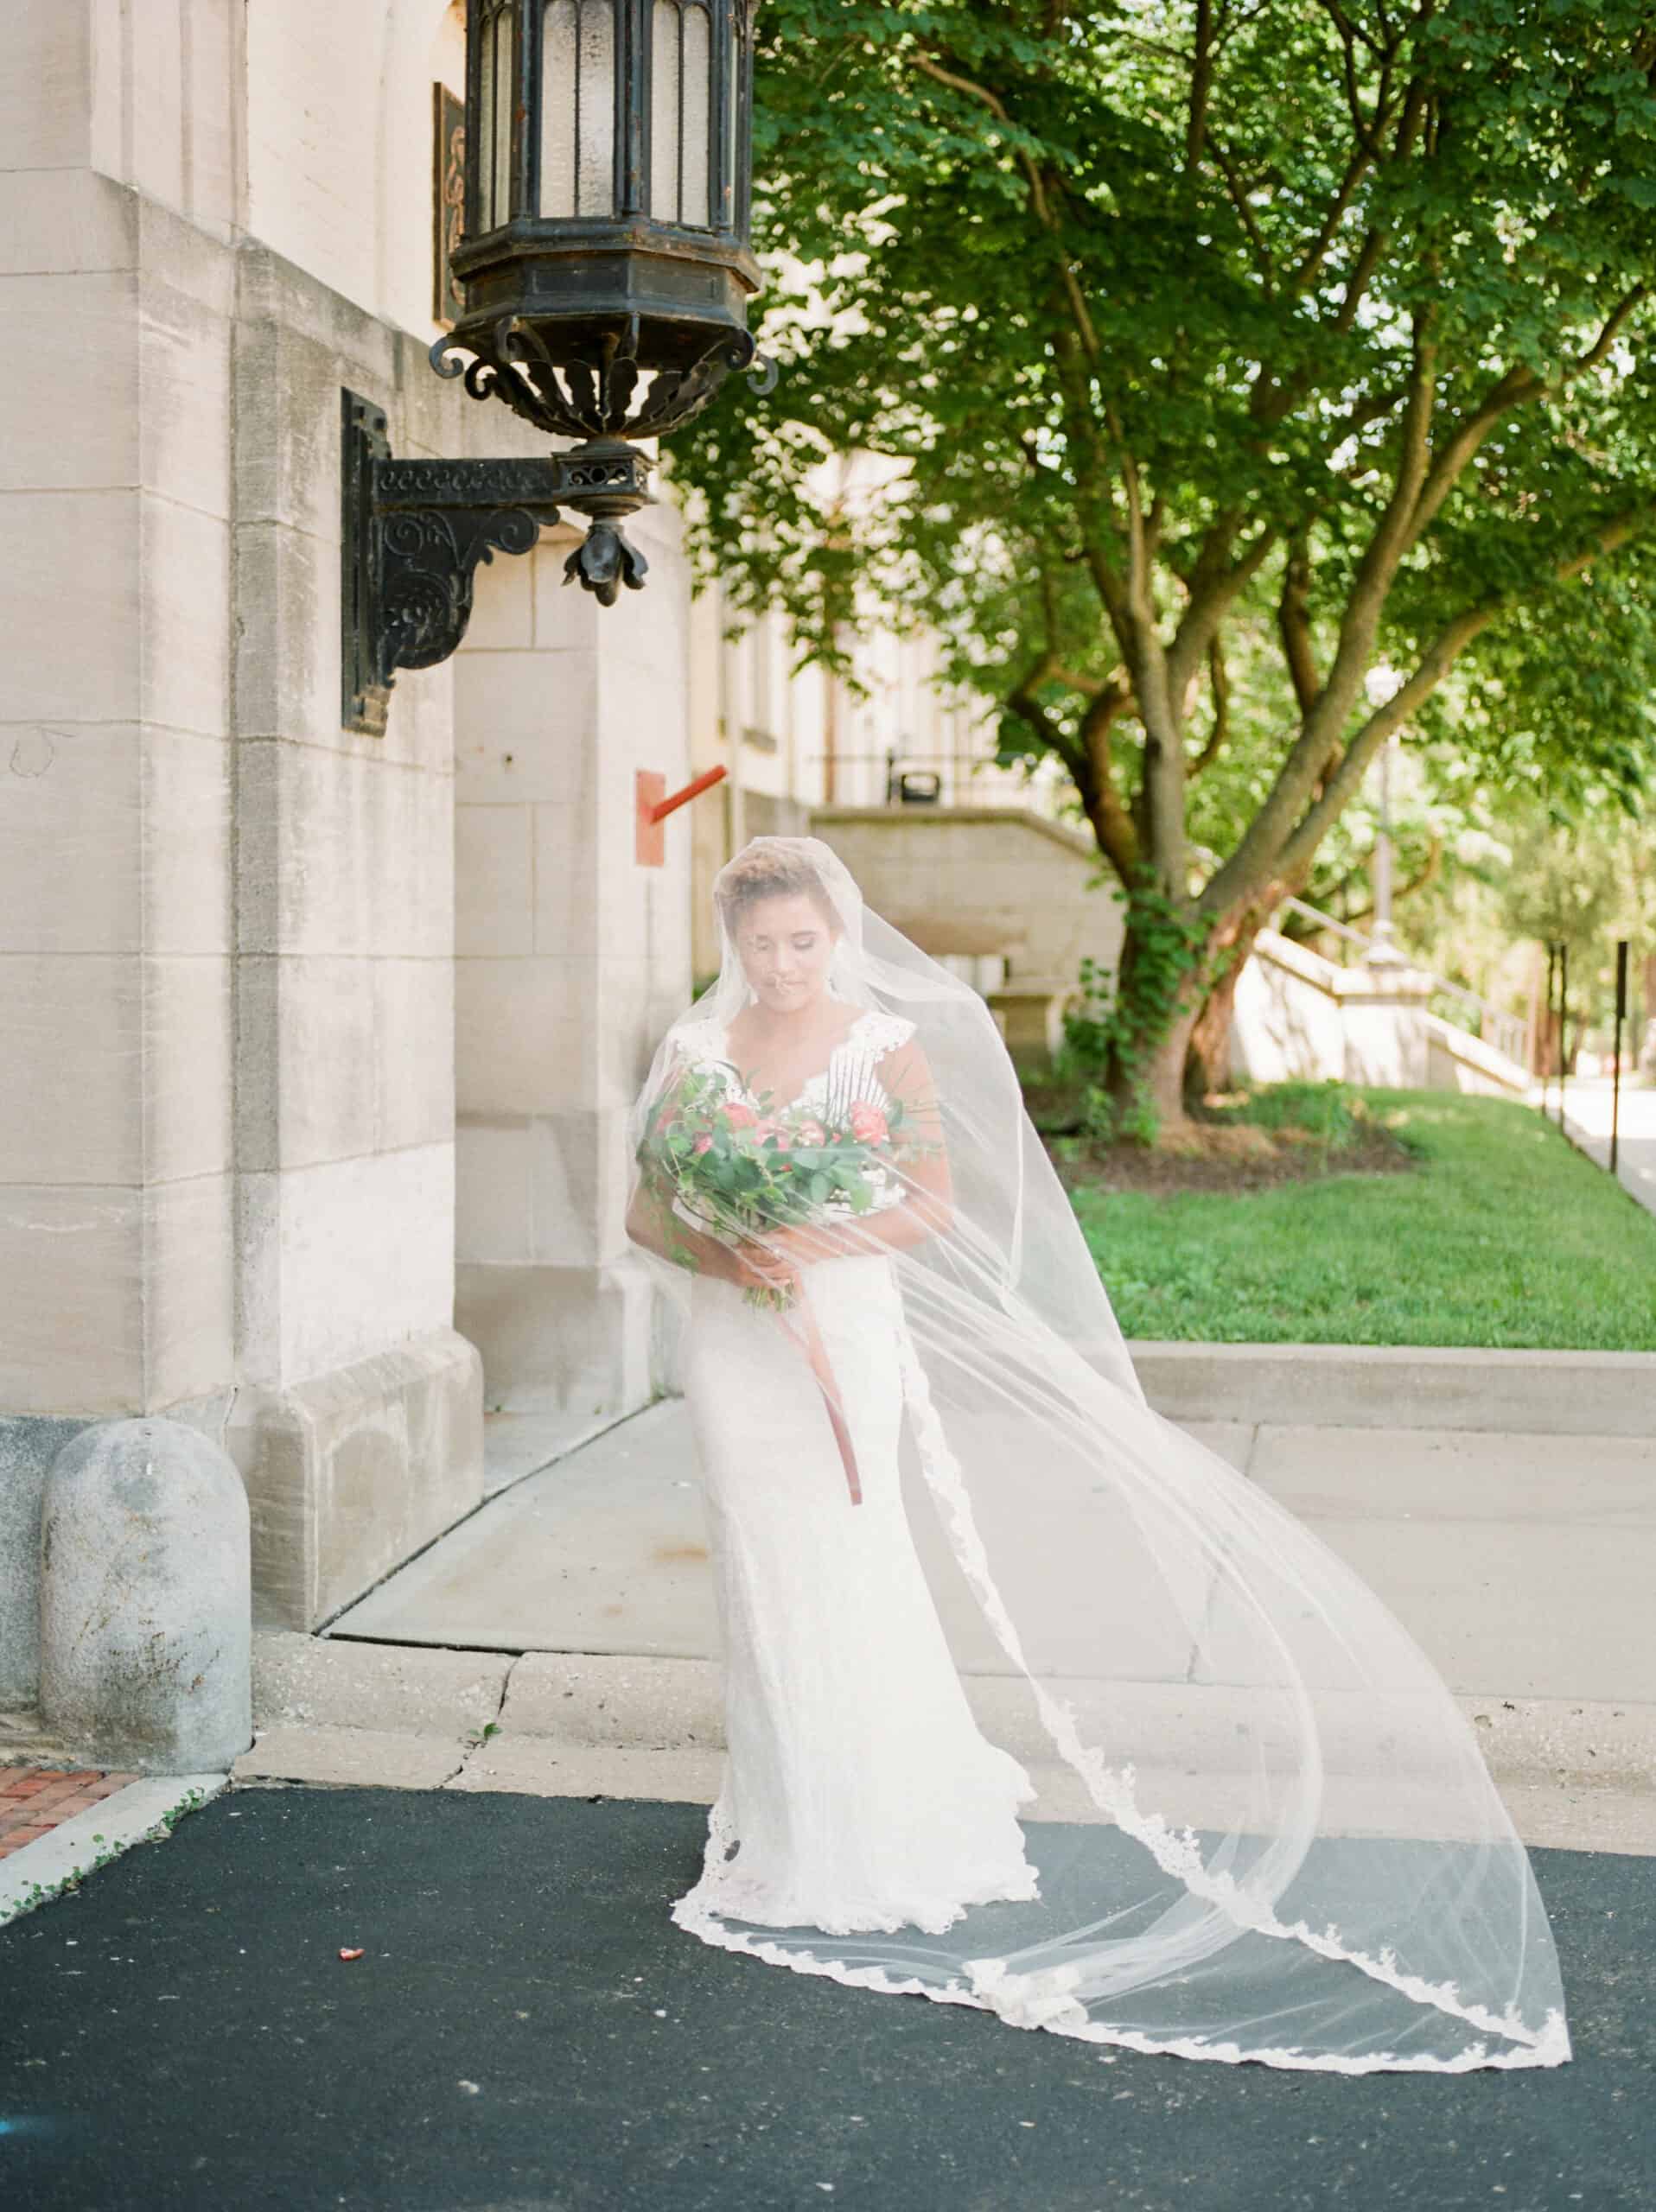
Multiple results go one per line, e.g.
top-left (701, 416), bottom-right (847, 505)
top-left (436, 0), bottom-right (766, 593)
top-left (341, 0), bottom-right (766, 732)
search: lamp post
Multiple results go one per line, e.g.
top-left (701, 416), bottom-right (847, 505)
top-left (341, 0), bottom-right (768, 733)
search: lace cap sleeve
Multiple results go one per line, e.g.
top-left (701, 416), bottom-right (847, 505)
top-left (672, 1014), bottom-right (729, 1068)
top-left (857, 1010), bottom-right (918, 1058)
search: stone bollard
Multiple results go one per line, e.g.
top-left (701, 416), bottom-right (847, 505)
top-left (40, 1417), bottom-right (252, 1775)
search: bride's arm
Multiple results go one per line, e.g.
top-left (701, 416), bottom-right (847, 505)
top-left (624, 1143), bottom-right (784, 1294)
top-left (624, 1162), bottom-right (751, 1285)
top-left (856, 1033), bottom-right (954, 1249)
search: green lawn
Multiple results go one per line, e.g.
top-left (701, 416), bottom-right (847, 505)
top-left (1069, 1090), bottom-right (1656, 1350)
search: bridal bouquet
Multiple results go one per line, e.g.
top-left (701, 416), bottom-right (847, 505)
top-left (642, 1061), bottom-right (914, 1312)
top-left (641, 1061), bottom-right (930, 1509)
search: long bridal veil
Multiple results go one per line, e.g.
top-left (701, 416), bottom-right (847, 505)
top-left (623, 835), bottom-right (1570, 2074)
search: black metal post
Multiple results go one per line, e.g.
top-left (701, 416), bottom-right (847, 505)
top-left (1612, 938), bottom-right (1629, 1175)
top-left (1558, 939), bottom-right (1570, 1128)
top-left (1544, 942), bottom-right (1557, 1122)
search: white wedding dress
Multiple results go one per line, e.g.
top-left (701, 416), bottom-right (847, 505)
top-left (628, 835), bottom-right (1571, 2074)
top-left (672, 1008), bottom-right (1041, 1941)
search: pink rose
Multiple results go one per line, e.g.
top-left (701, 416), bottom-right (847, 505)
top-left (755, 1118), bottom-right (791, 1149)
top-left (849, 1103), bottom-right (889, 1145)
top-left (692, 1135), bottom-right (714, 1155)
top-left (794, 1119), bottom-right (826, 1147)
top-left (723, 1101), bottom-right (758, 1130)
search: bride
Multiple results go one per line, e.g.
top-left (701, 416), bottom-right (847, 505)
top-left (623, 835), bottom-right (1571, 2074)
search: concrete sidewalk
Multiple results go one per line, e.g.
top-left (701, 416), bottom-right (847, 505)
top-left (233, 1393), bottom-right (1656, 1856)
top-left (318, 1400), bottom-right (1656, 1710)
top-left (1551, 1073), bottom-right (1656, 1222)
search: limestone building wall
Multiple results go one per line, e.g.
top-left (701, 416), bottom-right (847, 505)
top-left (0, 0), bottom-right (691, 1707)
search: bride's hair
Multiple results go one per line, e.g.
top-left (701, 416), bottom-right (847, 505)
top-left (715, 846), bottom-right (840, 932)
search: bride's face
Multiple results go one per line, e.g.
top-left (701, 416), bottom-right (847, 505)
top-left (734, 893), bottom-right (838, 1015)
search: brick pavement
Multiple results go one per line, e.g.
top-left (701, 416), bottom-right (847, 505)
top-left (0, 1765), bottom-right (141, 1856)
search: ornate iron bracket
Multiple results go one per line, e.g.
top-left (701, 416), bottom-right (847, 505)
top-left (340, 389), bottom-right (655, 735)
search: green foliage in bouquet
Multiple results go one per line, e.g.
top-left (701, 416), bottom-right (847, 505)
top-left (640, 1062), bottom-right (922, 1307)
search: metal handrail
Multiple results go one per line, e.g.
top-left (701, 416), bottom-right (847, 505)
top-left (1278, 896), bottom-right (1372, 952)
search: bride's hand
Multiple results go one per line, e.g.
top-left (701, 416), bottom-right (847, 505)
top-left (764, 1221), bottom-right (846, 1268)
top-left (727, 1237), bottom-right (802, 1297)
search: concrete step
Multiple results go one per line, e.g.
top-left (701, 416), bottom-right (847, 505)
top-left (1133, 1342), bottom-right (1656, 1434)
top-left (240, 1632), bottom-right (1656, 1855)
top-left (252, 1630), bottom-right (1656, 1782)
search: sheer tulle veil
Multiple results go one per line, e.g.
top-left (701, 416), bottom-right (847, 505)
top-left (623, 834), bottom-right (1571, 2073)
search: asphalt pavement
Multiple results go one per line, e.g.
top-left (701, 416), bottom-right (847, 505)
top-left (2, 1784), bottom-right (1652, 2212)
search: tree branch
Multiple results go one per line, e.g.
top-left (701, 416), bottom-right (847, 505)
top-left (1274, 505), bottom-right (1656, 881)
top-left (1167, 518), bottom-right (1277, 706)
top-left (1188, 0), bottom-right (1216, 172)
top-left (1189, 633), bottom-right (1232, 775)
top-left (1405, 288), bottom-right (1648, 544)
top-left (1006, 656), bottom-right (1086, 789)
top-left (1205, 312), bottom-right (1440, 912)
top-left (1564, 285), bottom-right (1648, 381)
top-left (908, 53), bottom-right (1103, 361)
top-left (1405, 362), bottom-right (1537, 543)
top-left (1211, 138), bottom-right (1277, 296)
top-left (1051, 328), bottom-right (1133, 639)
top-left (1290, 139), bottom-right (1380, 293)
top-left (1080, 682), bottom-right (1141, 880)
top-left (1277, 540), bottom-right (1321, 718)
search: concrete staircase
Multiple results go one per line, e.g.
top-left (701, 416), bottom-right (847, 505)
top-left (1233, 924), bottom-right (1533, 1096)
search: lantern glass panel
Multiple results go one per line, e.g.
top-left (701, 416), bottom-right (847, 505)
top-left (478, 23), bottom-right (494, 226)
top-left (493, 5), bottom-right (515, 226)
top-left (539, 0), bottom-right (617, 219)
top-left (648, 0), bottom-right (681, 223)
top-left (477, 3), bottom-right (515, 230)
top-left (577, 0), bottom-right (616, 216)
top-left (649, 0), bottom-right (714, 227)
top-left (681, 2), bottom-right (712, 227)
top-left (539, 0), bottom-right (576, 215)
top-left (723, 9), bottom-right (739, 221)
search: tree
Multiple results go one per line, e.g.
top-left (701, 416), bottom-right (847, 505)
top-left (1496, 806), bottom-right (1656, 1065)
top-left (672, 0), bottom-right (1656, 1135)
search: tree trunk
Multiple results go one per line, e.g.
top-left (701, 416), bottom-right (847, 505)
top-left (1535, 1005), bottom-right (1562, 1080)
top-left (1183, 905), bottom-right (1275, 1105)
top-left (1111, 1004), bottom-right (1202, 1138)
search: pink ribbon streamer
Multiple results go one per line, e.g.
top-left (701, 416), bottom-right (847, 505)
top-left (776, 1281), bottom-right (863, 1507)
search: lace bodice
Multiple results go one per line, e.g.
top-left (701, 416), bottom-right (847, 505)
top-left (665, 1006), bottom-right (919, 1255)
top-left (676, 1006), bottom-right (917, 1119)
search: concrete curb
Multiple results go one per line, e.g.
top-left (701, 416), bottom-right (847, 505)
top-left (249, 1635), bottom-right (1656, 1794)
top-left (1130, 1341), bottom-right (1656, 1434)
top-left (497, 1653), bottom-right (1656, 1790)
top-left (255, 1623), bottom-right (512, 1738)
top-left (0, 1771), bottom-right (230, 1926)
